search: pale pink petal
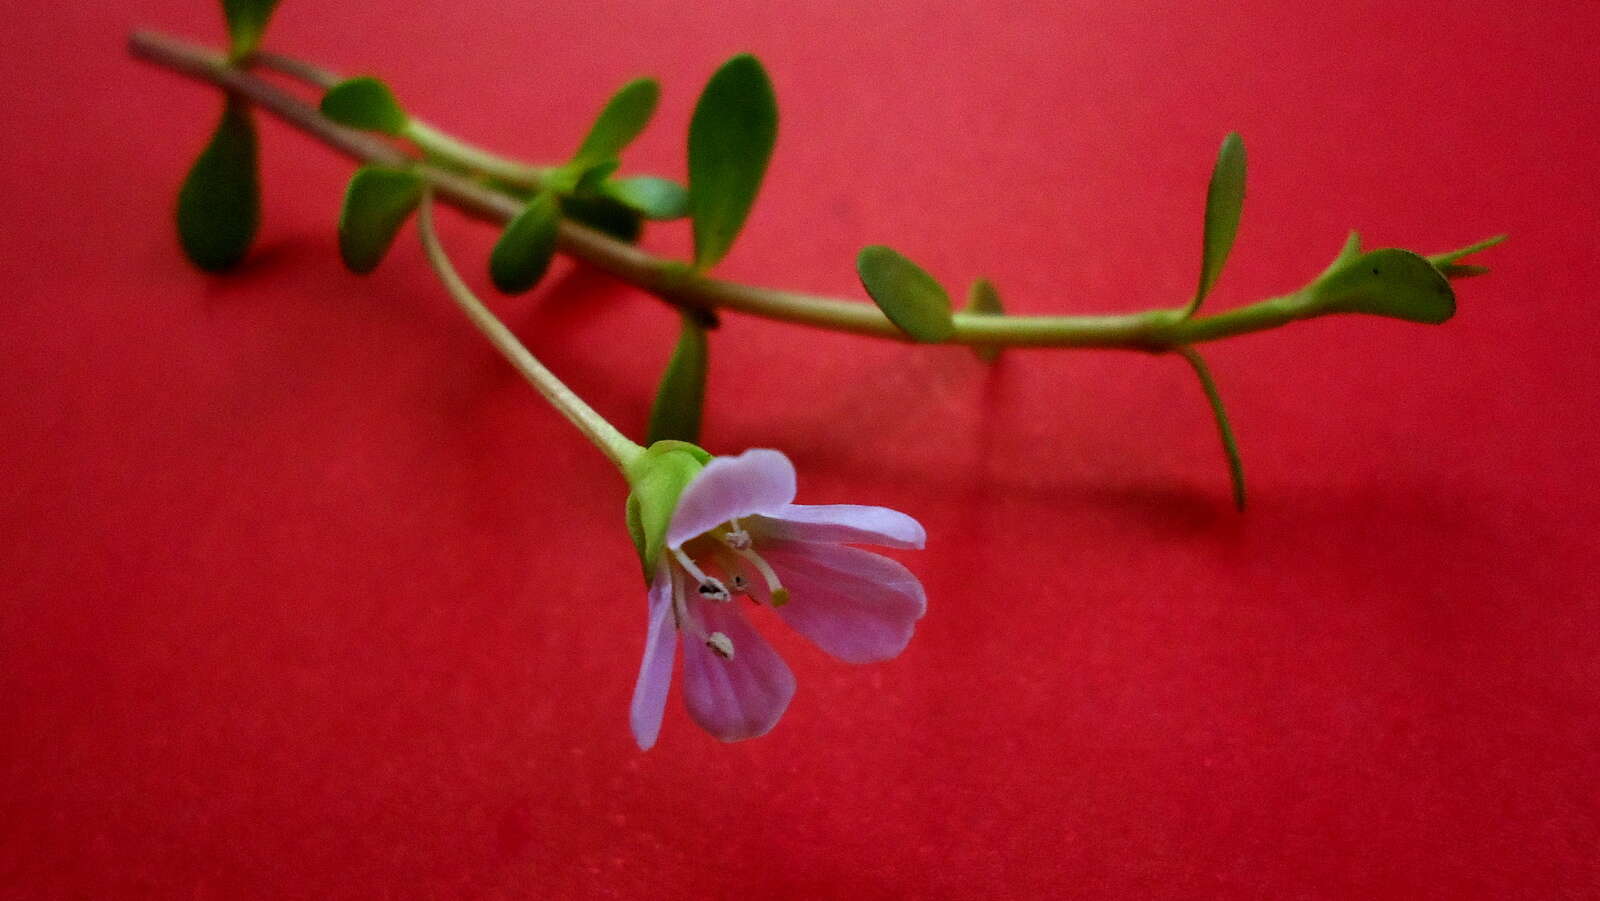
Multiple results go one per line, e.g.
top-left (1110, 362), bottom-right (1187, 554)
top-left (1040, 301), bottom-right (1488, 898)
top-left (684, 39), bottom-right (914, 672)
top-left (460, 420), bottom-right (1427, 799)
top-left (667, 449), bottom-right (797, 548)
top-left (756, 503), bottom-right (926, 549)
top-left (628, 563), bottom-right (677, 750)
top-left (759, 541), bottom-right (926, 664)
top-left (680, 598), bottom-right (795, 742)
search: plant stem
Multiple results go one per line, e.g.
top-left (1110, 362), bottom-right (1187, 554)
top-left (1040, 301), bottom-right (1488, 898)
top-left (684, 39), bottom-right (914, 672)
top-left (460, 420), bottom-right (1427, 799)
top-left (127, 28), bottom-right (1353, 352)
top-left (417, 190), bottom-right (644, 469)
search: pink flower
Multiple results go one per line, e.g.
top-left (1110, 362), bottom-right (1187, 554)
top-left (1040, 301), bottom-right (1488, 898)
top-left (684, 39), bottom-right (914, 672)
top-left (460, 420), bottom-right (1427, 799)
top-left (628, 449), bottom-right (927, 749)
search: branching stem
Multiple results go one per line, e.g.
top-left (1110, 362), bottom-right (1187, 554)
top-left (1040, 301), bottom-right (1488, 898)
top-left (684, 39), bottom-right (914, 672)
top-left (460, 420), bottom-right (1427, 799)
top-left (129, 28), bottom-right (1343, 354)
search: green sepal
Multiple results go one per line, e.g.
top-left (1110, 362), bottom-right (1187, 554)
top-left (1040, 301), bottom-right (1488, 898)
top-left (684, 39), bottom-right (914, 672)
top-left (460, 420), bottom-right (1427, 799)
top-left (560, 194), bottom-right (643, 243)
top-left (623, 440), bottom-right (712, 576)
top-left (337, 166), bottom-right (424, 274)
top-left (604, 176), bottom-right (689, 220)
top-left (571, 77), bottom-right (660, 170)
top-left (320, 77), bottom-right (409, 136)
top-left (687, 54), bottom-right (778, 270)
top-left (963, 278), bottom-right (1004, 362)
top-left (1187, 132), bottom-right (1246, 317)
top-left (1427, 234), bottom-right (1506, 280)
top-left (221, 0), bottom-right (281, 60)
top-left (489, 192), bottom-right (561, 295)
top-left (856, 245), bottom-right (955, 342)
top-left (1308, 244), bottom-right (1456, 324)
top-left (647, 313), bottom-right (710, 445)
top-left (176, 96), bottom-right (260, 272)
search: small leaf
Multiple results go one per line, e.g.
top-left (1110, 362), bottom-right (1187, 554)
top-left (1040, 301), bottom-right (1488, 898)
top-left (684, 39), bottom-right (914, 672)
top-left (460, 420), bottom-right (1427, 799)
top-left (1427, 234), bottom-right (1506, 279)
top-left (605, 176), bottom-right (689, 220)
top-left (1187, 132), bottom-right (1247, 316)
top-left (647, 313), bottom-right (710, 444)
top-left (320, 77), bottom-right (408, 136)
top-left (687, 54), bottom-right (778, 270)
top-left (1310, 247), bottom-right (1455, 324)
top-left (571, 78), bottom-right (660, 169)
top-left (489, 192), bottom-right (561, 294)
top-left (560, 194), bottom-right (643, 243)
top-left (337, 166), bottom-right (424, 274)
top-left (1178, 346), bottom-right (1246, 511)
top-left (962, 278), bottom-right (1004, 362)
top-left (856, 245), bottom-right (954, 342)
top-left (176, 97), bottom-right (260, 272)
top-left (624, 442), bottom-right (710, 573)
top-left (221, 0), bottom-right (281, 59)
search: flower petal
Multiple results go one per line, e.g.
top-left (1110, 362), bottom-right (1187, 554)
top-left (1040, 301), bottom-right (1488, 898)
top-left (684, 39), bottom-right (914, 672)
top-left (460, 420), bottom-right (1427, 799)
top-left (667, 449), bottom-right (796, 548)
top-left (757, 503), bottom-right (926, 549)
top-left (759, 541), bottom-right (926, 664)
top-left (680, 596), bottom-right (795, 742)
top-left (628, 563), bottom-right (677, 750)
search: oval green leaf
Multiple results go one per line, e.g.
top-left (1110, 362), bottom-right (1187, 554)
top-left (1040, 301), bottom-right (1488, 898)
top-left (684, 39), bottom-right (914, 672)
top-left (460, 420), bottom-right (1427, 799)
top-left (647, 313), bottom-right (710, 444)
top-left (687, 54), bottom-right (778, 270)
top-left (560, 194), bottom-right (643, 243)
top-left (1178, 347), bottom-right (1246, 511)
top-left (604, 176), bottom-right (689, 220)
top-left (222, 0), bottom-right (282, 59)
top-left (320, 77), bottom-right (408, 136)
top-left (571, 78), bottom-right (660, 169)
top-left (1310, 247), bottom-right (1455, 324)
top-left (1188, 132), bottom-right (1246, 316)
top-left (337, 166), bottom-right (424, 274)
top-left (963, 278), bottom-right (1004, 362)
top-left (489, 192), bottom-right (561, 294)
top-left (857, 245), bottom-right (954, 342)
top-left (176, 97), bottom-right (260, 272)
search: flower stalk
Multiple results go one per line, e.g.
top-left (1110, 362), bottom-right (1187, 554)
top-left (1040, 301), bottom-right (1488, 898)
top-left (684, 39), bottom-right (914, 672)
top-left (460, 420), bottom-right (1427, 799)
top-left (416, 189), bottom-right (643, 469)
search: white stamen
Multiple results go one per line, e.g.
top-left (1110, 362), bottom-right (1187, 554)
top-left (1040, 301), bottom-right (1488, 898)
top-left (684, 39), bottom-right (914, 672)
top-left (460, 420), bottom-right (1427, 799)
top-left (705, 631), bottom-right (735, 660)
top-left (672, 547), bottom-right (730, 602)
top-left (719, 541), bottom-right (789, 607)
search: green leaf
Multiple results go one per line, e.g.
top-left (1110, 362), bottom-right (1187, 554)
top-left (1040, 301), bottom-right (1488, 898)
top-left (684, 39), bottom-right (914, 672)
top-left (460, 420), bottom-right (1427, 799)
top-left (856, 245), bottom-right (955, 342)
top-left (176, 97), bottom-right (260, 272)
top-left (1309, 246), bottom-right (1455, 324)
top-left (560, 194), bottom-right (643, 243)
top-left (624, 441), bottom-right (711, 574)
top-left (687, 54), bottom-right (778, 270)
top-left (320, 77), bottom-right (408, 136)
top-left (1187, 132), bottom-right (1246, 316)
top-left (963, 278), bottom-right (1004, 362)
top-left (489, 192), bottom-right (561, 294)
top-left (221, 0), bottom-right (281, 59)
top-left (337, 166), bottom-right (424, 274)
top-left (604, 176), bottom-right (689, 220)
top-left (647, 313), bottom-right (710, 444)
top-left (1427, 234), bottom-right (1506, 279)
top-left (571, 78), bottom-right (660, 169)
top-left (1178, 346), bottom-right (1246, 511)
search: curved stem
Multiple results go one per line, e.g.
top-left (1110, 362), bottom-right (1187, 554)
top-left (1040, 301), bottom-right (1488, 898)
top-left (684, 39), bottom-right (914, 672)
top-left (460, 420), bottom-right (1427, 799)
top-left (417, 190), bottom-right (644, 469)
top-left (127, 29), bottom-right (1374, 353)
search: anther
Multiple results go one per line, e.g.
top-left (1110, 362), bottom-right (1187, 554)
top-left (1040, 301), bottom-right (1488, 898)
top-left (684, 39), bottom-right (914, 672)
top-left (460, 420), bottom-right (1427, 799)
top-left (705, 631), bottom-right (735, 660)
top-left (724, 545), bottom-right (789, 607)
top-left (672, 547), bottom-right (730, 602)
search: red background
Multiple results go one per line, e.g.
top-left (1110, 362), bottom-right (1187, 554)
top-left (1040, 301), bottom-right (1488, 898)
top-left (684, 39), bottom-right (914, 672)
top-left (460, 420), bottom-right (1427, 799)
top-left (4, 0), bottom-right (1598, 896)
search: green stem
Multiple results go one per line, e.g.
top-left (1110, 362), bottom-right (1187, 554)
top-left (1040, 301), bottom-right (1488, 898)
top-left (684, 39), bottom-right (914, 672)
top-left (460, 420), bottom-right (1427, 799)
top-left (417, 189), bottom-right (644, 469)
top-left (404, 120), bottom-right (553, 189)
top-left (126, 29), bottom-right (1412, 353)
top-left (251, 46), bottom-right (554, 190)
